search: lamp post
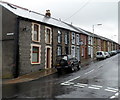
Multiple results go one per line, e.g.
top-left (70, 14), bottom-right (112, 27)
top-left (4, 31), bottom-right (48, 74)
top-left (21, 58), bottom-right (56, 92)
top-left (92, 24), bottom-right (102, 58)
top-left (111, 35), bottom-right (117, 50)
top-left (92, 24), bottom-right (102, 34)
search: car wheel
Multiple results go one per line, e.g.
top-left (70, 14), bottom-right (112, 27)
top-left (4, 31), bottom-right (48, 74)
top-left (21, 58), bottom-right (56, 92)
top-left (70, 64), bottom-right (75, 72)
top-left (77, 65), bottom-right (81, 70)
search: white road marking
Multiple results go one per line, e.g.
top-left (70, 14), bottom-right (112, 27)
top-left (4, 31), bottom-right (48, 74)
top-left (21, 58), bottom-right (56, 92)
top-left (107, 87), bottom-right (118, 91)
top-left (74, 84), bottom-right (85, 88)
top-left (88, 86), bottom-right (100, 90)
top-left (77, 83), bottom-right (88, 86)
top-left (85, 69), bottom-right (94, 75)
top-left (61, 83), bottom-right (71, 86)
top-left (65, 76), bottom-right (81, 83)
top-left (60, 82), bottom-right (74, 86)
top-left (110, 92), bottom-right (119, 99)
top-left (91, 85), bottom-right (103, 88)
top-left (105, 89), bottom-right (117, 93)
top-left (110, 96), bottom-right (116, 99)
top-left (115, 92), bottom-right (119, 96)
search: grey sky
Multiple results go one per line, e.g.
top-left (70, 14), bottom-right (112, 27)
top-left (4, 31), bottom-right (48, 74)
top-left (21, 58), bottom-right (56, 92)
top-left (2, 0), bottom-right (119, 43)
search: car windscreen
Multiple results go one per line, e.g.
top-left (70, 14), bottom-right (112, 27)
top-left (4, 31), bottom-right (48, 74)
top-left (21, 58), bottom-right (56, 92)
top-left (62, 56), bottom-right (67, 60)
top-left (56, 55), bottom-right (67, 62)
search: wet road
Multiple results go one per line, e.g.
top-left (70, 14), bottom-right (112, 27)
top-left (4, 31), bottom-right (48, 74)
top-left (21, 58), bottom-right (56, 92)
top-left (3, 54), bottom-right (119, 99)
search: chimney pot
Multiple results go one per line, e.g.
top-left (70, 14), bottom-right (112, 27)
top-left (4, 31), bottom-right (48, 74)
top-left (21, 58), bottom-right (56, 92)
top-left (45, 10), bottom-right (51, 17)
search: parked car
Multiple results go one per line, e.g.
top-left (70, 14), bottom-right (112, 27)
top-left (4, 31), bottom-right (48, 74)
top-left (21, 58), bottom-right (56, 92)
top-left (108, 51), bottom-right (113, 56)
top-left (111, 50), bottom-right (117, 56)
top-left (96, 51), bottom-right (106, 60)
top-left (55, 55), bottom-right (81, 73)
top-left (116, 50), bottom-right (120, 53)
top-left (104, 52), bottom-right (110, 58)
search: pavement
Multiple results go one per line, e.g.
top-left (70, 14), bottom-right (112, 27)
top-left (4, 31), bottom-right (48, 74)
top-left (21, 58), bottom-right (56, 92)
top-left (2, 58), bottom-right (96, 85)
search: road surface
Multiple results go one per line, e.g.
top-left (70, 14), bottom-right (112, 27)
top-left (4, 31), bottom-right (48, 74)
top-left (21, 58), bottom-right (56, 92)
top-left (3, 54), bottom-right (119, 99)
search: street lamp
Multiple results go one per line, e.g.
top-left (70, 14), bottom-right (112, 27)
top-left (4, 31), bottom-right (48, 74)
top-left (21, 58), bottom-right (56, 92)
top-left (92, 24), bottom-right (102, 34)
top-left (92, 23), bottom-right (102, 58)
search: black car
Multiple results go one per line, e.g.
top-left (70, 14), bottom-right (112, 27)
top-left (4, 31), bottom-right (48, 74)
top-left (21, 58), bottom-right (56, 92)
top-left (55, 55), bottom-right (81, 73)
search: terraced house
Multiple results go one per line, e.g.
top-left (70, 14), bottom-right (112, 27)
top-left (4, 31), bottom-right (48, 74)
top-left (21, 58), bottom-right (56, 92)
top-left (0, 1), bottom-right (119, 78)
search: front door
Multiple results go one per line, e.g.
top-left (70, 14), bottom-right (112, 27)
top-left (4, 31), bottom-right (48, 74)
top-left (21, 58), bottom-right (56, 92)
top-left (46, 47), bottom-right (51, 69)
top-left (76, 46), bottom-right (80, 61)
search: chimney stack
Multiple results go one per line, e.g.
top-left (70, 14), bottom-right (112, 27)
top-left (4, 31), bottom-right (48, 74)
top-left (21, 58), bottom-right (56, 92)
top-left (45, 10), bottom-right (51, 17)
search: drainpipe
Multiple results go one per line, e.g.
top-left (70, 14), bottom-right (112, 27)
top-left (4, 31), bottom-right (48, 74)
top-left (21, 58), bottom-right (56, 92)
top-left (52, 27), bottom-right (54, 68)
top-left (13, 17), bottom-right (19, 78)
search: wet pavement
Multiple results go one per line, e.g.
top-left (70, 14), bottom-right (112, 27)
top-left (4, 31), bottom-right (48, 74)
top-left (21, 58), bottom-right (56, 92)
top-left (2, 54), bottom-right (119, 99)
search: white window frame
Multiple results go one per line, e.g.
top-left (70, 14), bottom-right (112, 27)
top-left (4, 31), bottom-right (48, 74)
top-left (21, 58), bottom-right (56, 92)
top-left (45, 26), bottom-right (52, 44)
top-left (72, 32), bottom-right (75, 44)
top-left (65, 33), bottom-right (68, 44)
top-left (57, 46), bottom-right (62, 56)
top-left (82, 47), bottom-right (84, 57)
top-left (71, 45), bottom-right (75, 57)
top-left (76, 34), bottom-right (80, 45)
top-left (88, 46), bottom-right (91, 55)
top-left (58, 30), bottom-right (62, 43)
top-left (32, 23), bottom-right (40, 42)
top-left (91, 37), bottom-right (93, 45)
top-left (31, 44), bottom-right (41, 64)
top-left (88, 36), bottom-right (91, 45)
top-left (84, 36), bottom-right (86, 45)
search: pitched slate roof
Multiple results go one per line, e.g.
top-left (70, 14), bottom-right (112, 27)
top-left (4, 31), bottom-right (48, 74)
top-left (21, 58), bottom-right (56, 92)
top-left (0, 1), bottom-right (80, 33)
top-left (0, 1), bottom-right (119, 44)
top-left (63, 22), bottom-right (89, 35)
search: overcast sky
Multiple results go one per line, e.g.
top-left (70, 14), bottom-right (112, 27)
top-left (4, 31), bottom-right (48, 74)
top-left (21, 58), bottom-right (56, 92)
top-left (2, 0), bottom-right (119, 43)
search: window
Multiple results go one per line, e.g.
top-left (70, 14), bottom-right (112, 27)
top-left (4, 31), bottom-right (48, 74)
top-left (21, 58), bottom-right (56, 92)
top-left (84, 37), bottom-right (87, 45)
top-left (65, 46), bottom-right (69, 54)
top-left (91, 37), bottom-right (93, 45)
top-left (65, 33), bottom-right (69, 44)
top-left (88, 46), bottom-right (91, 55)
top-left (45, 27), bottom-right (52, 44)
top-left (76, 34), bottom-right (80, 45)
top-left (32, 23), bottom-right (40, 42)
top-left (82, 47), bottom-right (84, 57)
top-left (58, 30), bottom-right (62, 43)
top-left (72, 32), bottom-right (75, 44)
top-left (71, 45), bottom-right (75, 57)
top-left (88, 36), bottom-right (91, 45)
top-left (57, 46), bottom-right (62, 56)
top-left (31, 44), bottom-right (41, 64)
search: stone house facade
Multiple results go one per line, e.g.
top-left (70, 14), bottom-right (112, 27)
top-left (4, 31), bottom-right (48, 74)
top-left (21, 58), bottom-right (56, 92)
top-left (1, 1), bottom-right (120, 79)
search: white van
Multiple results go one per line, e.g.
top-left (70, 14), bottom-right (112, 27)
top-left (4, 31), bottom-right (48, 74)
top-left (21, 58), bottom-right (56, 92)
top-left (96, 51), bottom-right (106, 60)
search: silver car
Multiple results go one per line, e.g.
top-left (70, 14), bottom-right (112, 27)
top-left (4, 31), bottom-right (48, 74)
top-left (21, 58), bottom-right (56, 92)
top-left (96, 51), bottom-right (106, 60)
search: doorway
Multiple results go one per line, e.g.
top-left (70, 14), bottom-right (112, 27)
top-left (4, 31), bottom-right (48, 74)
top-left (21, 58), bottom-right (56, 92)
top-left (46, 47), bottom-right (51, 69)
top-left (76, 47), bottom-right (80, 61)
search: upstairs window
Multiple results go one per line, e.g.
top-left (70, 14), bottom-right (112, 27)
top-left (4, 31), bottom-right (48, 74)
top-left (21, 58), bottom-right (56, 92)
top-left (65, 33), bottom-right (69, 44)
top-left (32, 23), bottom-right (40, 42)
top-left (76, 34), bottom-right (80, 45)
top-left (72, 32), bottom-right (75, 44)
top-left (45, 27), bottom-right (52, 44)
top-left (84, 36), bottom-right (87, 45)
top-left (58, 30), bottom-right (62, 43)
top-left (88, 36), bottom-right (91, 45)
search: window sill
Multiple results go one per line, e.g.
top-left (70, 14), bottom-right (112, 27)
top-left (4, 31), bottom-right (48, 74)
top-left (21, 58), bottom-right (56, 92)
top-left (46, 43), bottom-right (51, 45)
top-left (31, 62), bottom-right (40, 65)
top-left (32, 40), bottom-right (40, 43)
